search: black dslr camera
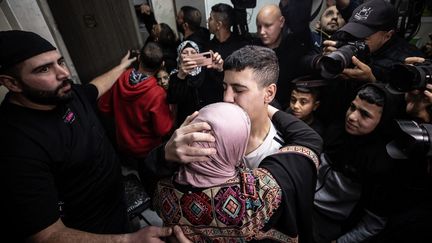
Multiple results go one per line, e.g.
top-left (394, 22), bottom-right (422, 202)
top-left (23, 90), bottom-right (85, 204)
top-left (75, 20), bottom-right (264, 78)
top-left (388, 60), bottom-right (432, 92)
top-left (318, 41), bottom-right (370, 79)
top-left (387, 120), bottom-right (432, 159)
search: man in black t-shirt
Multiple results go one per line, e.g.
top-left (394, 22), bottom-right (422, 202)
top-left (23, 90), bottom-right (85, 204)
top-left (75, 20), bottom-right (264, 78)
top-left (255, 1), bottom-right (312, 108)
top-left (0, 30), bottom-right (187, 242)
top-left (207, 3), bottom-right (248, 60)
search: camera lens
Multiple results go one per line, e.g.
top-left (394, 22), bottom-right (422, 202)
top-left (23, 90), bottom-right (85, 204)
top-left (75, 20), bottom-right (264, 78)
top-left (389, 64), bottom-right (432, 92)
top-left (319, 55), bottom-right (347, 79)
top-left (319, 45), bottom-right (356, 78)
top-left (389, 65), bottom-right (418, 92)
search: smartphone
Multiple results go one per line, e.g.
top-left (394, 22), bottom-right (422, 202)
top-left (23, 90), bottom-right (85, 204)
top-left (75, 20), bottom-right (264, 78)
top-left (129, 49), bottom-right (140, 69)
top-left (189, 52), bottom-right (213, 67)
top-left (129, 49), bottom-right (140, 60)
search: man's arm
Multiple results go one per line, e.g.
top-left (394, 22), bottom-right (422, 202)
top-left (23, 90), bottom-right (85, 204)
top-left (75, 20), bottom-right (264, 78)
top-left (340, 56), bottom-right (376, 82)
top-left (280, 0), bottom-right (312, 37)
top-left (90, 52), bottom-right (136, 99)
top-left (29, 218), bottom-right (186, 243)
top-left (335, 0), bottom-right (362, 21)
top-left (137, 4), bottom-right (158, 35)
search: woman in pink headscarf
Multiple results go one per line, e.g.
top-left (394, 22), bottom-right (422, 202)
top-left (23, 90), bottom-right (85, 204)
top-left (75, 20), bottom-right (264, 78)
top-left (175, 102), bottom-right (250, 188)
top-left (153, 102), bottom-right (319, 243)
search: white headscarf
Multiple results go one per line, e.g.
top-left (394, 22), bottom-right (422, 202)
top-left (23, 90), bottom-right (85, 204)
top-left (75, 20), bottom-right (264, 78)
top-left (176, 40), bottom-right (202, 76)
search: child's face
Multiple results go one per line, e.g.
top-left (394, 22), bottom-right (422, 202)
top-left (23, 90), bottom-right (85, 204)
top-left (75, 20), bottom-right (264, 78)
top-left (157, 70), bottom-right (169, 89)
top-left (289, 89), bottom-right (319, 120)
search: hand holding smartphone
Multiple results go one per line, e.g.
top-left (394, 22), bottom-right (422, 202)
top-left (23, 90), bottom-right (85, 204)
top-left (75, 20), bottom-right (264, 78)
top-left (129, 49), bottom-right (140, 69)
top-left (188, 52), bottom-right (213, 67)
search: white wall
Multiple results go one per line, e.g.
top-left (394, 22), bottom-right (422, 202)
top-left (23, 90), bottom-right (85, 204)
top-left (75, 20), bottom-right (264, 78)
top-left (0, 8), bottom-right (12, 30)
top-left (152, 0), bottom-right (177, 38)
top-left (7, 0), bottom-right (56, 44)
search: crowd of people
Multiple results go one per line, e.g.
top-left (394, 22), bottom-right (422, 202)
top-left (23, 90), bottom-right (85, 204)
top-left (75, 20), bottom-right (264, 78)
top-left (0, 0), bottom-right (431, 242)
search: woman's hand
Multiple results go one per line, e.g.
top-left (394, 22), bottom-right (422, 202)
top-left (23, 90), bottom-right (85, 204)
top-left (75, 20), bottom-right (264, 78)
top-left (178, 55), bottom-right (198, 79)
top-left (207, 51), bottom-right (223, 72)
top-left (167, 226), bottom-right (193, 243)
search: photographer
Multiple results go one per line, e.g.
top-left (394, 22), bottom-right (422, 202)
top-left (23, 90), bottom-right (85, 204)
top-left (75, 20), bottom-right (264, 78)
top-left (312, 0), bottom-right (423, 128)
top-left (322, 0), bottom-right (423, 83)
top-left (401, 57), bottom-right (432, 123)
top-left (371, 57), bottom-right (432, 242)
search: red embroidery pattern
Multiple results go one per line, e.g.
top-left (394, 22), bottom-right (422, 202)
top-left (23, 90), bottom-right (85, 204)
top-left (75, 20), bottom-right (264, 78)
top-left (154, 169), bottom-right (296, 242)
top-left (278, 145), bottom-right (320, 169)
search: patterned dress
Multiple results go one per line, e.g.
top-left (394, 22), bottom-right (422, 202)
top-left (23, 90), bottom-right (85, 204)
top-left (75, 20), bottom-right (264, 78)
top-left (154, 168), bottom-right (297, 243)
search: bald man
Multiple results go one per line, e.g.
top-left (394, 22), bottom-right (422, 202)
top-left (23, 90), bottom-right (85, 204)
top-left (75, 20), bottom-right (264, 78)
top-left (256, 4), bottom-right (284, 49)
top-left (255, 1), bottom-right (313, 109)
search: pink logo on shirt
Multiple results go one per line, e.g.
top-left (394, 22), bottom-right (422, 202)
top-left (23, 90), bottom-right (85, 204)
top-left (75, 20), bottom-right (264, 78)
top-left (63, 108), bottom-right (76, 124)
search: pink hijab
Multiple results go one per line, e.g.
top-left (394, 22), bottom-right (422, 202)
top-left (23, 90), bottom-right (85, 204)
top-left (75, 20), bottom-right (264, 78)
top-left (175, 102), bottom-right (251, 188)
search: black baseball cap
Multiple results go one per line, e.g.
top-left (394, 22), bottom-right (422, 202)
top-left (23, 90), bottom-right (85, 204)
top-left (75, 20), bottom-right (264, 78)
top-left (291, 75), bottom-right (328, 92)
top-left (337, 0), bottom-right (397, 39)
top-left (0, 30), bottom-right (56, 72)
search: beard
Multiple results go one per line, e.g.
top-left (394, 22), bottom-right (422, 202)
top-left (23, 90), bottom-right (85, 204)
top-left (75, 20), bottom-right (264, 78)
top-left (322, 25), bottom-right (338, 35)
top-left (177, 22), bottom-right (185, 35)
top-left (20, 79), bottom-right (74, 105)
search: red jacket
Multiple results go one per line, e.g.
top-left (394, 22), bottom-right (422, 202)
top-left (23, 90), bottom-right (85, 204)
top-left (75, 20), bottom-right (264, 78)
top-left (98, 69), bottom-right (173, 158)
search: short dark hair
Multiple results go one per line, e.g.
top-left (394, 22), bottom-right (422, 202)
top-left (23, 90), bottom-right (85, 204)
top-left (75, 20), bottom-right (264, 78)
top-left (158, 23), bottom-right (177, 47)
top-left (357, 85), bottom-right (385, 107)
top-left (0, 65), bottom-right (21, 79)
top-left (139, 42), bottom-right (163, 72)
top-left (224, 45), bottom-right (279, 87)
top-left (211, 3), bottom-right (234, 28)
top-left (181, 6), bottom-right (202, 32)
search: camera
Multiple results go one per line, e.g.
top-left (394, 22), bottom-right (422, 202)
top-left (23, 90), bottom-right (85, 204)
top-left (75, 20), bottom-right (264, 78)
top-left (318, 41), bottom-right (370, 79)
top-left (388, 61), bottom-right (432, 92)
top-left (386, 120), bottom-right (432, 159)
